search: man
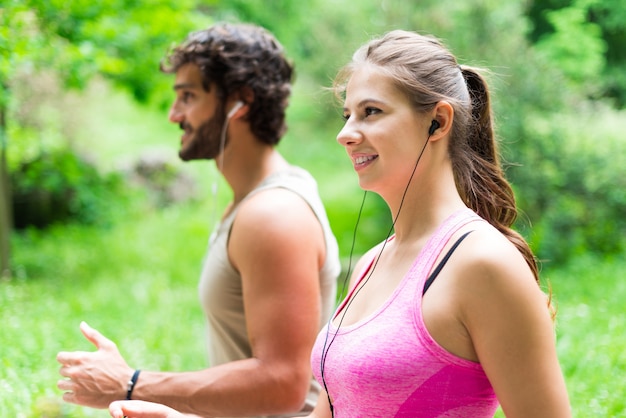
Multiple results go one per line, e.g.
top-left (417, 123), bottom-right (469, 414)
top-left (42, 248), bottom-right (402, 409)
top-left (57, 23), bottom-right (340, 418)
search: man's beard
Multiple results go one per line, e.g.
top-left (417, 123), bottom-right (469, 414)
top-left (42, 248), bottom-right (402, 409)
top-left (178, 105), bottom-right (227, 162)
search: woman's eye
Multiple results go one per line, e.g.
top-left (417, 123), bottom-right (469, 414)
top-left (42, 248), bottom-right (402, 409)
top-left (365, 107), bottom-right (380, 116)
top-left (341, 107), bottom-right (380, 121)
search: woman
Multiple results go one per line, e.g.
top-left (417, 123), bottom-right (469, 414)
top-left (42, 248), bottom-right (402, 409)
top-left (109, 30), bottom-right (571, 418)
top-left (308, 30), bottom-right (571, 417)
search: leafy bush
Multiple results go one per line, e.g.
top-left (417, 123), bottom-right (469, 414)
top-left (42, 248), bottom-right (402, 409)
top-left (513, 108), bottom-right (626, 265)
top-left (10, 148), bottom-right (128, 228)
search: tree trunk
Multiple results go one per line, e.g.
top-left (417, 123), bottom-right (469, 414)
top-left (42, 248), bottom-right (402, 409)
top-left (0, 102), bottom-right (11, 278)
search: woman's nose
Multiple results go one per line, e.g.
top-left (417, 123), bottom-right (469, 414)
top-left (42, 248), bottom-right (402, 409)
top-left (336, 121), bottom-right (362, 147)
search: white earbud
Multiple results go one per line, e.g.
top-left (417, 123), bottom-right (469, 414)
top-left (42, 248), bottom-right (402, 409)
top-left (227, 101), bottom-right (244, 119)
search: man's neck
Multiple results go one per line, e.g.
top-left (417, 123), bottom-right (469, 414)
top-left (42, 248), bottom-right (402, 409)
top-left (219, 146), bottom-right (289, 205)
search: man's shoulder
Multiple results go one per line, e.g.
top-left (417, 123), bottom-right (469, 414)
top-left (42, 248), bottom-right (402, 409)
top-left (236, 187), bottom-right (319, 229)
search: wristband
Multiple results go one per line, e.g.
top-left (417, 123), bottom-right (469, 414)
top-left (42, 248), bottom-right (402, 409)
top-left (126, 369), bottom-right (141, 400)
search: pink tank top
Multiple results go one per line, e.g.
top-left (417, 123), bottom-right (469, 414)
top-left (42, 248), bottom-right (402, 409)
top-left (311, 209), bottom-right (499, 417)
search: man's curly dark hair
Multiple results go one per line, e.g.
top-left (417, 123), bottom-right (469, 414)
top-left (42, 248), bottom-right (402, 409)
top-left (161, 23), bottom-right (294, 145)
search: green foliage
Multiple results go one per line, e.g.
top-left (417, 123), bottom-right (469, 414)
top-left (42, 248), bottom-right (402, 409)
top-left (11, 148), bottom-right (129, 228)
top-left (18, 0), bottom-right (209, 101)
top-left (589, 0), bottom-right (626, 107)
top-left (534, 2), bottom-right (606, 94)
top-left (527, 0), bottom-right (626, 107)
top-left (516, 108), bottom-right (626, 264)
top-left (0, 2), bottom-right (35, 99)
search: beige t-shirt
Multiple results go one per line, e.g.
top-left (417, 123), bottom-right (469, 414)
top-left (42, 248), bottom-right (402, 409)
top-left (198, 166), bottom-right (340, 417)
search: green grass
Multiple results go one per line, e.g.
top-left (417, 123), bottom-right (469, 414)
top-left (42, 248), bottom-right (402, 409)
top-left (2, 202), bottom-right (211, 417)
top-left (549, 256), bottom-right (626, 416)
top-left (2, 79), bottom-right (624, 417)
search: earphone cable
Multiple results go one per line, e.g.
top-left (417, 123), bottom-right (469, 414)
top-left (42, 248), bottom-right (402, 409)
top-left (319, 132), bottom-right (432, 416)
top-left (320, 190), bottom-right (368, 416)
top-left (217, 112), bottom-right (230, 173)
top-left (209, 112), bottom-right (234, 235)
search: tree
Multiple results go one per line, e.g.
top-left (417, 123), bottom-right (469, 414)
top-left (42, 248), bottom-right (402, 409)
top-left (527, 0), bottom-right (626, 107)
top-left (0, 0), bottom-right (207, 277)
top-left (0, 1), bottom-right (33, 278)
top-left (0, 102), bottom-right (9, 278)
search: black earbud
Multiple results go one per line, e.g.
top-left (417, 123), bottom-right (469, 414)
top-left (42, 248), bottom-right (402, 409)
top-left (428, 120), bottom-right (440, 136)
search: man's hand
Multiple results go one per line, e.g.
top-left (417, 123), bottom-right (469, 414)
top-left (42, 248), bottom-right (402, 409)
top-left (109, 400), bottom-right (186, 418)
top-left (57, 321), bottom-right (134, 408)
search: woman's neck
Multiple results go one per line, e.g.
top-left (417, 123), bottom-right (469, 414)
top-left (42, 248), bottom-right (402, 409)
top-left (384, 167), bottom-right (466, 244)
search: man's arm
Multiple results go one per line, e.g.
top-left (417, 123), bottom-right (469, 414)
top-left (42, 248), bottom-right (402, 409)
top-left (58, 187), bottom-right (327, 416)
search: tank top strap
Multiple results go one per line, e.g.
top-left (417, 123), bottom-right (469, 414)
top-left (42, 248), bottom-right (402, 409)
top-left (422, 230), bottom-right (474, 295)
top-left (405, 208), bottom-right (482, 293)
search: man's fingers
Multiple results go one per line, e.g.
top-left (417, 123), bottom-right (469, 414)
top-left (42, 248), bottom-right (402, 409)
top-left (56, 321), bottom-right (117, 365)
top-left (57, 376), bottom-right (72, 391)
top-left (80, 321), bottom-right (116, 350)
top-left (56, 351), bottom-right (71, 365)
top-left (56, 350), bottom-right (90, 366)
top-left (61, 390), bottom-right (78, 405)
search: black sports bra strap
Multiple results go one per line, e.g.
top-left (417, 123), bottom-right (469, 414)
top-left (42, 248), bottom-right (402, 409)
top-left (422, 230), bottom-right (474, 296)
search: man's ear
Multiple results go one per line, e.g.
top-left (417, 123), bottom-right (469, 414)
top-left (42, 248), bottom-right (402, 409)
top-left (237, 86), bottom-right (255, 107)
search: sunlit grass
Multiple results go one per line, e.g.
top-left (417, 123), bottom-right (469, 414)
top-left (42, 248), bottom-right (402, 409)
top-left (550, 256), bottom-right (626, 417)
top-left (2, 202), bottom-right (210, 417)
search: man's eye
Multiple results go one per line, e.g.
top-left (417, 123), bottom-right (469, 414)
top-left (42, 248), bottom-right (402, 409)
top-left (342, 113), bottom-right (350, 121)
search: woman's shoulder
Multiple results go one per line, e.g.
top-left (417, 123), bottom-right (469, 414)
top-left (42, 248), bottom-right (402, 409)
top-left (451, 223), bottom-right (540, 297)
top-left (438, 209), bottom-right (521, 267)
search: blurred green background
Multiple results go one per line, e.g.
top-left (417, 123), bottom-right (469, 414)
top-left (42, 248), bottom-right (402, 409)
top-left (1, 0), bottom-right (625, 416)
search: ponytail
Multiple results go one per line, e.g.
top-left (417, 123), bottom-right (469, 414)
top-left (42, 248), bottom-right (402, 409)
top-left (458, 66), bottom-right (540, 283)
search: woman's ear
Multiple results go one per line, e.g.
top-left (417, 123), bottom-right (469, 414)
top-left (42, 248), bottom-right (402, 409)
top-left (429, 101), bottom-right (454, 141)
